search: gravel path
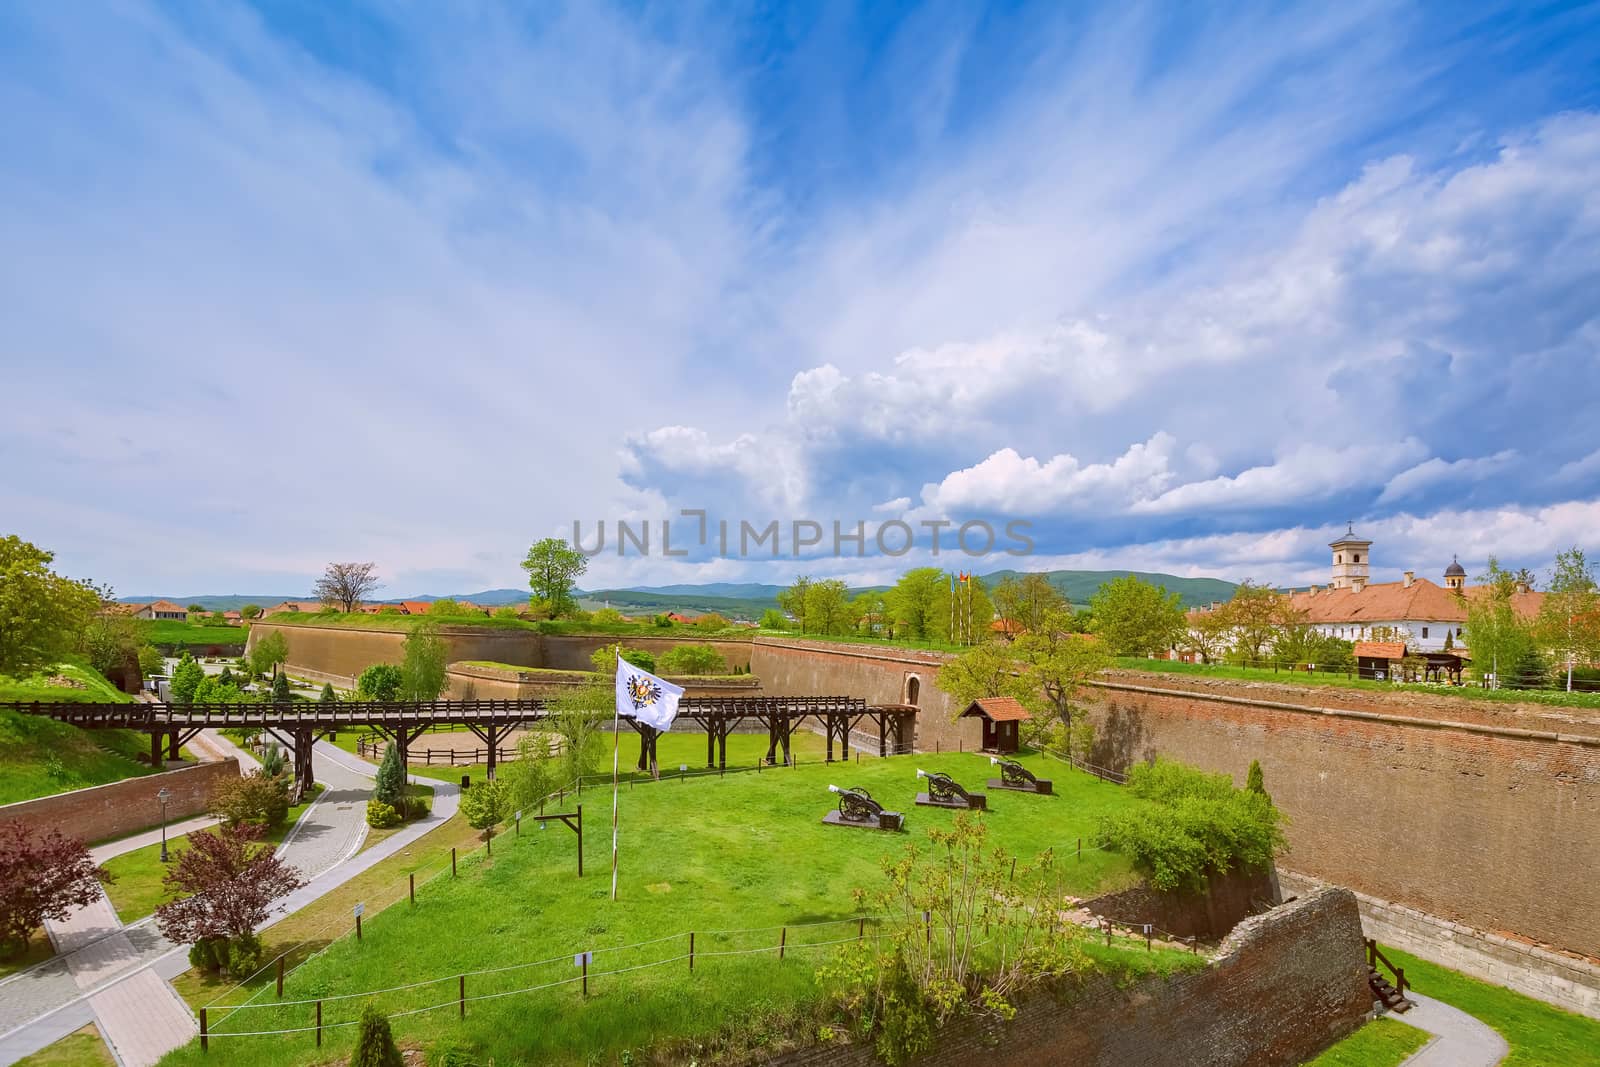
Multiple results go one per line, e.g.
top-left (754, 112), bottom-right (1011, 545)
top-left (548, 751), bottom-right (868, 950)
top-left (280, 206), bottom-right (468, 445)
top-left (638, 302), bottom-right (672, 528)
top-left (1399, 993), bottom-right (1509, 1067)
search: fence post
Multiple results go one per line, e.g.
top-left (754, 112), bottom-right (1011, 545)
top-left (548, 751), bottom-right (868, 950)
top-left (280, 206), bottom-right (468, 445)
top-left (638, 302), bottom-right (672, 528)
top-left (200, 1008), bottom-right (208, 1052)
top-left (459, 974), bottom-right (466, 1018)
top-left (582, 954), bottom-right (588, 996)
top-left (452, 847), bottom-right (457, 877)
top-left (316, 1000), bottom-right (323, 1047)
top-left (276, 956), bottom-right (285, 997)
top-left (1009, 857), bottom-right (1016, 881)
top-left (487, 832), bottom-right (492, 857)
top-left (689, 931), bottom-right (695, 972)
top-left (1077, 838), bottom-right (1082, 861)
top-left (409, 873), bottom-right (415, 905)
top-left (858, 917), bottom-right (865, 941)
top-left (779, 927), bottom-right (787, 960)
top-left (1144, 924), bottom-right (1152, 951)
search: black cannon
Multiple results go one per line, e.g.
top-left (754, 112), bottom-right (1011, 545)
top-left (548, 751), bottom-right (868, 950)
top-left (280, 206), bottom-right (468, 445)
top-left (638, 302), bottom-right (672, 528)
top-left (915, 769), bottom-right (987, 810)
top-left (987, 757), bottom-right (1053, 795)
top-left (823, 784), bottom-right (904, 831)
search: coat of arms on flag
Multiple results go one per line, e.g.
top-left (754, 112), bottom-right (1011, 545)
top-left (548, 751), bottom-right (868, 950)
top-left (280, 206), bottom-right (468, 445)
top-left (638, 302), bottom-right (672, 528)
top-left (614, 656), bottom-right (685, 732)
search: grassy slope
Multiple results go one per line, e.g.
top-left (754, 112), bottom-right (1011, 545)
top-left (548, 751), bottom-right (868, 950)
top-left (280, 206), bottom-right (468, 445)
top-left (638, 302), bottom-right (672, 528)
top-left (1303, 1016), bottom-right (1429, 1066)
top-left (102, 786), bottom-right (325, 923)
top-left (135, 620), bottom-right (249, 646)
top-left (161, 751), bottom-right (1160, 1066)
top-left (1381, 946), bottom-right (1600, 1066)
top-left (0, 662), bottom-right (159, 806)
top-left (14, 1025), bottom-right (115, 1067)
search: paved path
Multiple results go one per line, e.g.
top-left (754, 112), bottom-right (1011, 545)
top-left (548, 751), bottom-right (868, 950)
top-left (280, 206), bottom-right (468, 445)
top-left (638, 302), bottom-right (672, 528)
top-left (0, 738), bottom-right (453, 1066)
top-left (1398, 993), bottom-right (1509, 1067)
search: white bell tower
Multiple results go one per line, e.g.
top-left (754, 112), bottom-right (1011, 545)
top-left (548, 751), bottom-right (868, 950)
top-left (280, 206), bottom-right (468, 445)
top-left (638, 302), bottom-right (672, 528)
top-left (1329, 523), bottom-right (1372, 590)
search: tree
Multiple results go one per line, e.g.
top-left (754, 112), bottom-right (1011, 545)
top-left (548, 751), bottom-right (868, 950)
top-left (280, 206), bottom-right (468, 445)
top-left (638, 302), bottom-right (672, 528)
top-left (777, 576), bottom-right (812, 633)
top-left (427, 598), bottom-right (463, 616)
top-left (694, 612), bottom-right (730, 631)
top-left (1012, 609), bottom-right (1112, 735)
top-left (193, 675), bottom-right (247, 705)
top-left (373, 741), bottom-right (407, 811)
top-left (187, 603), bottom-right (206, 614)
top-left (1220, 581), bottom-right (1292, 663)
top-left (1246, 759), bottom-right (1272, 806)
top-left (313, 562), bottom-right (380, 613)
top-left (1466, 558), bottom-right (1536, 688)
top-left (212, 772), bottom-right (291, 829)
top-left (137, 643), bottom-right (164, 678)
top-left (1179, 607), bottom-right (1231, 664)
top-left (460, 778), bottom-right (510, 840)
top-left (270, 672), bottom-right (291, 703)
top-left (804, 579), bottom-right (852, 636)
top-left (217, 666), bottom-right (234, 688)
top-left (81, 614), bottom-right (142, 679)
top-left (992, 574), bottom-right (1067, 640)
top-left (249, 630), bottom-right (289, 680)
top-left (170, 653), bottom-right (205, 704)
top-left (591, 645), bottom-right (656, 674)
top-left (319, 683), bottom-right (337, 704)
top-left (503, 730), bottom-right (558, 815)
top-left (357, 664), bottom-right (403, 702)
top-left (153, 822), bottom-right (304, 958)
top-left (935, 642), bottom-right (1032, 708)
top-left (888, 568), bottom-right (946, 641)
top-left (759, 608), bottom-right (788, 630)
top-left (1088, 575), bottom-right (1186, 657)
top-left (349, 1004), bottom-right (403, 1067)
top-left (0, 822), bottom-right (111, 959)
top-left (400, 621), bottom-right (448, 702)
top-left (1537, 547), bottom-right (1600, 692)
top-left (240, 604), bottom-right (263, 620)
top-left (520, 539), bottom-right (586, 618)
top-left (658, 643), bottom-right (725, 675)
top-left (549, 681), bottom-right (610, 784)
top-left (0, 536), bottom-right (102, 680)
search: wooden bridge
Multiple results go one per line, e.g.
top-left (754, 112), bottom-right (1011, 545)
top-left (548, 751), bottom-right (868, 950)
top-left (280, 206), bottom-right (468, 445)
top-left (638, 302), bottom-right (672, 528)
top-left (1, 696), bottom-right (918, 789)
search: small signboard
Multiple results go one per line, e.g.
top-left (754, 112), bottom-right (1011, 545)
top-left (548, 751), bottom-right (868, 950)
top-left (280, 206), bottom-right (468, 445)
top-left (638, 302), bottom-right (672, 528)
top-left (354, 903), bottom-right (364, 918)
top-left (679, 764), bottom-right (687, 772)
top-left (515, 810), bottom-right (523, 822)
top-left (573, 950), bottom-right (593, 966)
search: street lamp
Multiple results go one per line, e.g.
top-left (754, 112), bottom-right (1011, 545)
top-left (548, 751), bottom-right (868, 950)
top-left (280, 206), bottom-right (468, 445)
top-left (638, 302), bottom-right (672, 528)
top-left (157, 787), bottom-right (172, 863)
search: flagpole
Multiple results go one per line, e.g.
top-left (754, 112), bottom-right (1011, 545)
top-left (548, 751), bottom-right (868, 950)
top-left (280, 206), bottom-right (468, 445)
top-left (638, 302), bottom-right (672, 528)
top-left (611, 644), bottom-right (621, 902)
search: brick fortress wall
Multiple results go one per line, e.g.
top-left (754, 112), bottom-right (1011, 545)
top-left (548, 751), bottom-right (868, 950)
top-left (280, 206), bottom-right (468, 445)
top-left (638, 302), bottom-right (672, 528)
top-left (769, 886), bottom-right (1370, 1067)
top-left (0, 758), bottom-right (241, 844)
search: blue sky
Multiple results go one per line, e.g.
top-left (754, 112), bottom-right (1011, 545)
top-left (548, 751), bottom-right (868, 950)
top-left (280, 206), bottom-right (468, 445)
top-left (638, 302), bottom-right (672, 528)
top-left (2, 1), bottom-right (1598, 597)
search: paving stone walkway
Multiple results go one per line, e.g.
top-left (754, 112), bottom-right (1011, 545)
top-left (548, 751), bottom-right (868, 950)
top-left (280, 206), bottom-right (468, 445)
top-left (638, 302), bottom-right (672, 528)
top-left (1398, 993), bottom-right (1510, 1067)
top-left (0, 737), bottom-right (454, 1066)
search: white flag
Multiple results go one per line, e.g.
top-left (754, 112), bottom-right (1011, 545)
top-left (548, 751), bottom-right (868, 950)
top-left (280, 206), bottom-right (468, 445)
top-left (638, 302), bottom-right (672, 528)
top-left (615, 656), bottom-right (684, 732)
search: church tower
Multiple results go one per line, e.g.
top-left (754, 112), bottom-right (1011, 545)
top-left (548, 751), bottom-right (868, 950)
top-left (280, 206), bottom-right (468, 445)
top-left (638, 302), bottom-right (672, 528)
top-left (1329, 523), bottom-right (1372, 590)
top-left (1444, 555), bottom-right (1466, 591)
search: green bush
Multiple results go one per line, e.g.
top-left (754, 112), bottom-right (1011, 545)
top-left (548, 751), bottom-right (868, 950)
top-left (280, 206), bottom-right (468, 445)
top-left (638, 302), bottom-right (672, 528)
top-left (358, 664), bottom-right (403, 702)
top-left (212, 771), bottom-right (291, 829)
top-left (349, 1004), bottom-right (403, 1067)
top-left (188, 936), bottom-right (225, 970)
top-left (374, 742), bottom-right (406, 810)
top-left (658, 643), bottom-right (726, 675)
top-left (227, 932), bottom-right (264, 977)
top-left (365, 800), bottom-right (401, 828)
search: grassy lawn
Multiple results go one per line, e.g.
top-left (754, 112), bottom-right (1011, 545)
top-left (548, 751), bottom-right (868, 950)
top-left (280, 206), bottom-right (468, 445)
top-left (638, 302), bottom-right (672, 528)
top-left (136, 620), bottom-right (249, 646)
top-left (1381, 945), bottom-right (1600, 1066)
top-left (1112, 656), bottom-right (1600, 712)
top-left (359, 783), bottom-right (437, 853)
top-left (260, 612), bottom-right (755, 640)
top-left (13, 1024), bottom-right (115, 1066)
top-left (1302, 1016), bottom-right (1429, 1066)
top-left (160, 751), bottom-right (1162, 1065)
top-left (0, 662), bottom-right (166, 805)
top-left (102, 786), bottom-right (325, 923)
top-left (0, 931), bottom-right (56, 980)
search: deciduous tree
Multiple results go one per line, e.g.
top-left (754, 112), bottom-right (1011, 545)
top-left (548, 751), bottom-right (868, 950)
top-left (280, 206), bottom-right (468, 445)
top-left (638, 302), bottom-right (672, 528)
top-left (888, 568), bottom-right (946, 641)
top-left (804, 579), bottom-right (852, 636)
top-left (1179, 607), bottom-right (1231, 664)
top-left (657, 643), bottom-right (725, 675)
top-left (1088, 575), bottom-right (1185, 657)
top-left (935, 643), bottom-right (1031, 708)
top-left (400, 621), bottom-right (448, 702)
top-left (1012, 609), bottom-right (1112, 735)
top-left (0, 536), bottom-right (101, 680)
top-left (0, 822), bottom-right (110, 959)
top-left (758, 608), bottom-right (788, 630)
top-left (313, 562), bottom-right (380, 613)
top-left (249, 630), bottom-right (289, 680)
top-left (1220, 581), bottom-right (1292, 663)
top-left (1466, 558), bottom-right (1537, 688)
top-left (459, 778), bottom-right (510, 841)
top-left (991, 574), bottom-right (1066, 640)
top-left (154, 822), bottom-right (303, 952)
top-left (1537, 547), bottom-right (1600, 692)
top-left (170, 652), bottom-right (205, 704)
top-left (520, 539), bottom-right (586, 618)
top-left (777, 576), bottom-right (812, 633)
top-left (357, 663), bottom-right (403, 702)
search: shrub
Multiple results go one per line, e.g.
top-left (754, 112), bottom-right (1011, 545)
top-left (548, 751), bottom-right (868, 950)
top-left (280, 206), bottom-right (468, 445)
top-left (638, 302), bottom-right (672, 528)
top-left (365, 801), bottom-right (401, 828)
top-left (459, 779), bottom-right (509, 840)
top-left (658, 643), bottom-right (725, 675)
top-left (259, 743), bottom-right (286, 778)
top-left (374, 742), bottom-right (406, 811)
top-left (270, 672), bottom-right (291, 703)
top-left (213, 771), bottom-right (291, 829)
top-left (349, 1004), bottom-right (403, 1067)
top-left (590, 645), bottom-right (656, 674)
top-left (188, 936), bottom-right (226, 970)
top-left (227, 931), bottom-right (264, 977)
top-left (694, 613), bottom-right (730, 631)
top-left (319, 683), bottom-right (337, 704)
top-left (358, 664), bottom-right (403, 702)
top-left (169, 653), bottom-right (205, 704)
top-left (759, 608), bottom-right (787, 630)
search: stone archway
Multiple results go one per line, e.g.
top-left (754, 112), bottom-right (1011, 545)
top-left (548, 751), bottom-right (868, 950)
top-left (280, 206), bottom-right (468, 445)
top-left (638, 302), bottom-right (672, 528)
top-left (904, 674), bottom-right (921, 706)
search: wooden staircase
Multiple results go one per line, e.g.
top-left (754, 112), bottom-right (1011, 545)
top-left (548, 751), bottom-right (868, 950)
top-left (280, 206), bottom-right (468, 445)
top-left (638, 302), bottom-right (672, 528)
top-left (1366, 938), bottom-right (1413, 1013)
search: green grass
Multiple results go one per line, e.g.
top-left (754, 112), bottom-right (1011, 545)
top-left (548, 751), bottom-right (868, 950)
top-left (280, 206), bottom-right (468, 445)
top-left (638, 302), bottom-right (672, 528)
top-left (1380, 945), bottom-right (1600, 1066)
top-left (158, 751), bottom-right (1160, 1066)
top-left (0, 931), bottom-right (56, 980)
top-left (0, 662), bottom-right (165, 805)
top-left (136, 620), bottom-right (250, 647)
top-left (102, 786), bottom-right (324, 923)
top-left (1112, 656), bottom-right (1600, 711)
top-left (1302, 1016), bottom-right (1429, 1066)
top-left (457, 661), bottom-right (591, 676)
top-left (260, 612), bottom-right (755, 640)
top-left (13, 1024), bottom-right (115, 1066)
top-left (360, 783), bottom-right (437, 853)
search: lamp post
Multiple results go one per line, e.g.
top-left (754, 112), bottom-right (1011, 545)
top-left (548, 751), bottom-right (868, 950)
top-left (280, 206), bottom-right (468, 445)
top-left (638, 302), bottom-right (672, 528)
top-left (157, 787), bottom-right (172, 863)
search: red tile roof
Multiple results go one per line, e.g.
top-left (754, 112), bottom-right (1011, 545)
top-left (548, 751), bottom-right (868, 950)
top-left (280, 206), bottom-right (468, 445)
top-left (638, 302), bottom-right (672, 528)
top-left (148, 600), bottom-right (187, 613)
top-left (400, 601), bottom-right (433, 616)
top-left (962, 697), bottom-right (1032, 722)
top-left (1194, 576), bottom-right (1547, 627)
top-left (1353, 641), bottom-right (1408, 660)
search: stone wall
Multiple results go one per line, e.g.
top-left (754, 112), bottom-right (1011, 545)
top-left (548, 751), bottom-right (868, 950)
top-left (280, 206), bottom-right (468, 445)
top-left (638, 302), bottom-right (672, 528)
top-left (769, 886), bottom-right (1369, 1067)
top-left (1084, 869), bottom-right (1279, 941)
top-left (750, 638), bottom-right (982, 752)
top-left (0, 758), bottom-right (240, 844)
top-left (1281, 870), bottom-right (1600, 1020)
top-left (1082, 676), bottom-right (1600, 964)
top-left (250, 622), bottom-right (542, 688)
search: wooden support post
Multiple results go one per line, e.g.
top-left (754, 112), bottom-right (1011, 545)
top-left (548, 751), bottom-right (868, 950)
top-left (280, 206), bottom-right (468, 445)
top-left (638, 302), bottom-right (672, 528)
top-left (581, 955), bottom-right (588, 996)
top-left (167, 729), bottom-right (180, 761)
top-left (1145, 924), bottom-right (1152, 951)
top-left (316, 1000), bottom-right (323, 1047)
top-left (459, 974), bottom-right (466, 1017)
top-left (149, 730), bottom-right (162, 771)
top-left (689, 931), bottom-right (695, 972)
top-left (356, 912), bottom-right (362, 940)
top-left (1009, 857), bottom-right (1017, 881)
top-left (199, 1008), bottom-right (208, 1052)
top-left (409, 873), bottom-right (415, 904)
top-left (1077, 838), bottom-right (1082, 861)
top-left (858, 917), bottom-right (865, 941)
top-left (276, 956), bottom-right (284, 998)
top-left (779, 927), bottom-right (787, 961)
top-left (487, 832), bottom-right (492, 857)
top-left (576, 804), bottom-right (583, 877)
top-left (452, 847), bottom-right (457, 877)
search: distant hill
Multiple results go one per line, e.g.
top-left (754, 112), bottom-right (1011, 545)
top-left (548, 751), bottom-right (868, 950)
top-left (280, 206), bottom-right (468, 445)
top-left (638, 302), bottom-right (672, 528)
top-left (123, 569), bottom-right (1235, 618)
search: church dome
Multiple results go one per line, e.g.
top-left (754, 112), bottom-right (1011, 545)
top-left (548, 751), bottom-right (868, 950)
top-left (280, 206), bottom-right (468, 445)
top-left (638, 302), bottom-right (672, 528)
top-left (1444, 555), bottom-right (1466, 578)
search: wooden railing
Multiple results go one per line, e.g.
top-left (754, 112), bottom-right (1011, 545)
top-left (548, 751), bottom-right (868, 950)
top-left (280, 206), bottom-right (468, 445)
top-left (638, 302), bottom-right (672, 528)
top-left (1366, 937), bottom-right (1408, 998)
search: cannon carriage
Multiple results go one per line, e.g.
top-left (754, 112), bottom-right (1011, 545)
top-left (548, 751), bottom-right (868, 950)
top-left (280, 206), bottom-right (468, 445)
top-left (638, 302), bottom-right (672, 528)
top-left (987, 757), bottom-right (1053, 795)
top-left (823, 784), bottom-right (904, 831)
top-left (914, 769), bottom-right (987, 810)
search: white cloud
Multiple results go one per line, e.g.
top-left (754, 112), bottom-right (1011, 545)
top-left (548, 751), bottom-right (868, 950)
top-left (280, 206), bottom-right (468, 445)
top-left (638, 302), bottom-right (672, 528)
top-left (1378, 450), bottom-right (1517, 503)
top-left (1132, 440), bottom-right (1429, 514)
top-left (915, 434), bottom-right (1177, 516)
